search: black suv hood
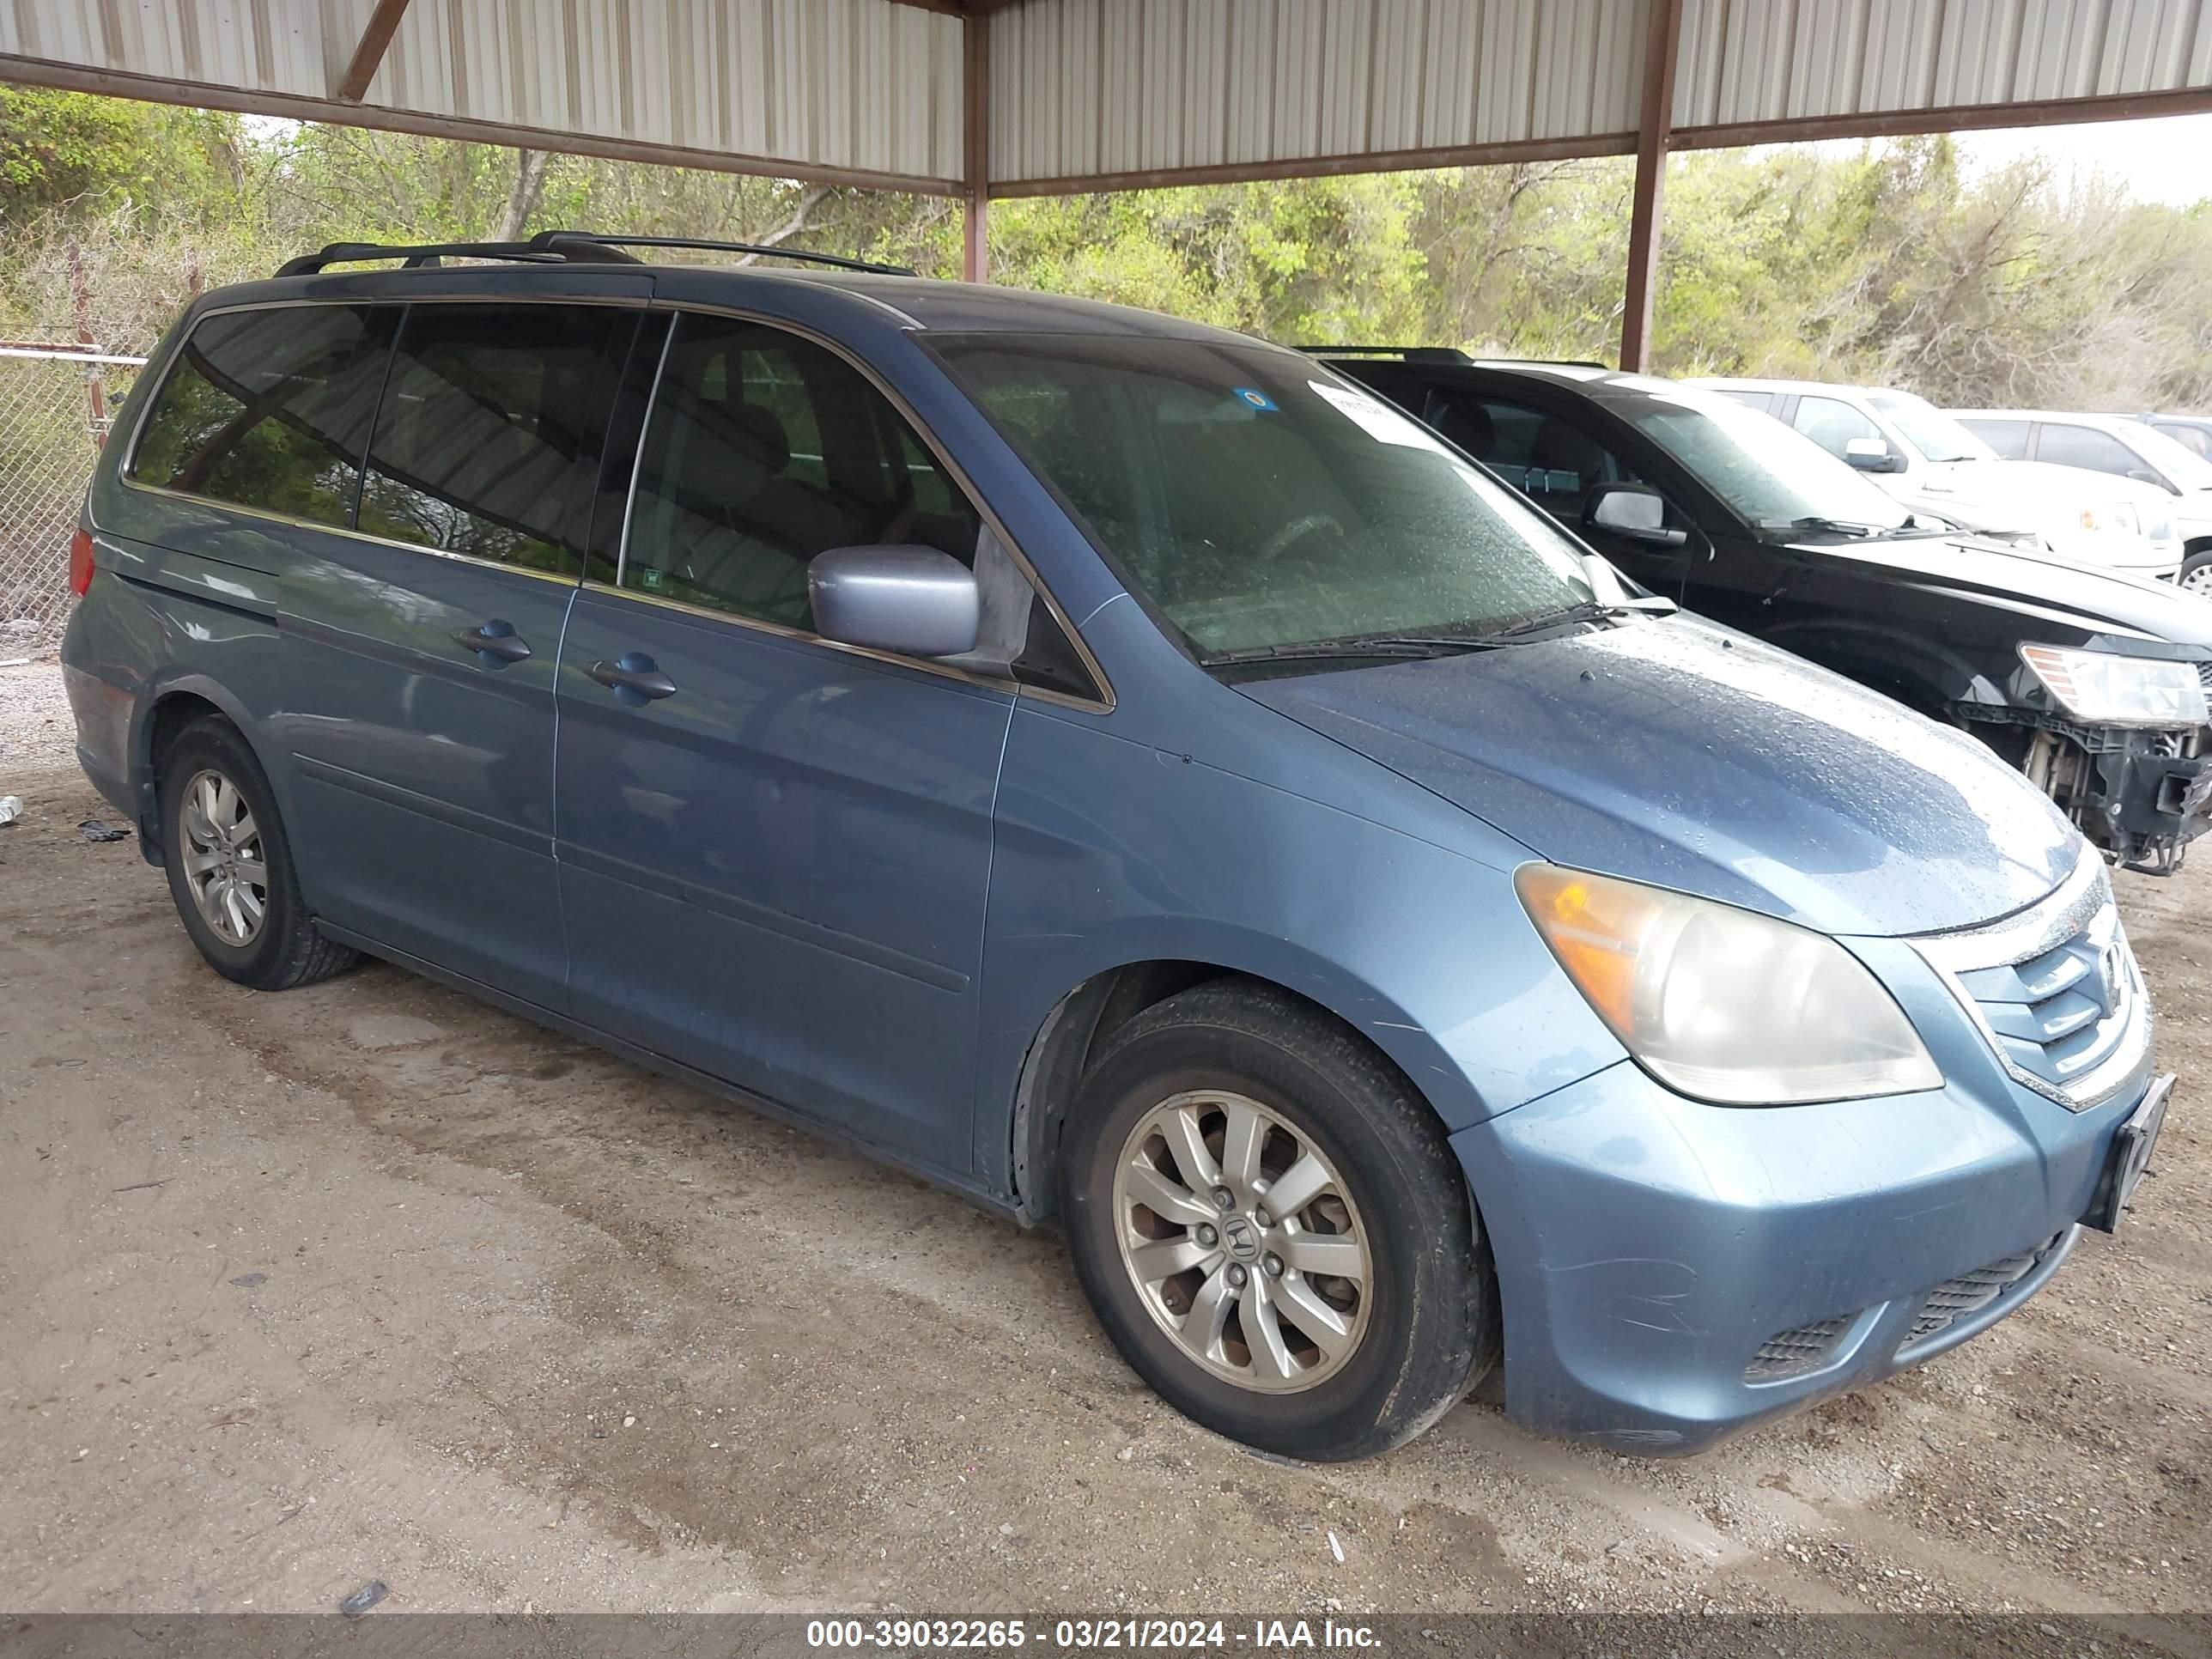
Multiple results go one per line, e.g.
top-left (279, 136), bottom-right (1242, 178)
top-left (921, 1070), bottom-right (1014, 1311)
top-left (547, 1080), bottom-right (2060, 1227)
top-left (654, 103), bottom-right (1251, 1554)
top-left (1787, 532), bottom-right (2212, 649)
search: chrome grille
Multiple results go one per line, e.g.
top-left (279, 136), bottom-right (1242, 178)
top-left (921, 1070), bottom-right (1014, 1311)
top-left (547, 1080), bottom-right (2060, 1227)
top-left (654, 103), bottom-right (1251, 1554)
top-left (2198, 660), bottom-right (2212, 696)
top-left (1746, 1314), bottom-right (1853, 1381)
top-left (1912, 854), bottom-right (2151, 1113)
top-left (1899, 1231), bottom-right (2068, 1350)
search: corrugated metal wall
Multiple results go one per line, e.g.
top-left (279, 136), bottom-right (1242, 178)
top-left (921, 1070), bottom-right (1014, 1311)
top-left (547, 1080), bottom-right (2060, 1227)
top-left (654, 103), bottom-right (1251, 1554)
top-left (370, 0), bottom-right (961, 180)
top-left (5, 0), bottom-right (2211, 195)
top-left (1674, 0), bottom-right (2212, 130)
top-left (0, 0), bottom-right (964, 188)
top-left (0, 0), bottom-right (346, 99)
top-left (988, 0), bottom-right (2212, 188)
top-left (988, 0), bottom-right (1651, 185)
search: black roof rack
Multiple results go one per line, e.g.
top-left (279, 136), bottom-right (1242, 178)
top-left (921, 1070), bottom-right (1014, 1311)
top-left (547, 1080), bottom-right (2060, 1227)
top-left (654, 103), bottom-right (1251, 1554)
top-left (1297, 344), bottom-right (1474, 365)
top-left (1473, 356), bottom-right (1615, 371)
top-left (276, 230), bottom-right (915, 280)
top-left (276, 240), bottom-right (629, 276)
top-left (530, 231), bottom-right (915, 276)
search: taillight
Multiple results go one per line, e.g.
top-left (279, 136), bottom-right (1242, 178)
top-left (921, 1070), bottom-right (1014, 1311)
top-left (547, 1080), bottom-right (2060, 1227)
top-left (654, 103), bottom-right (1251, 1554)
top-left (68, 527), bottom-right (94, 596)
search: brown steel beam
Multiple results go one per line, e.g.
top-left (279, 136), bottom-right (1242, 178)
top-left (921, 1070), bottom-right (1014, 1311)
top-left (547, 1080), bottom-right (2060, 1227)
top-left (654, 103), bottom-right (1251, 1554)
top-left (963, 11), bottom-right (991, 280)
top-left (335, 0), bottom-right (413, 103)
top-left (1619, 0), bottom-right (1685, 373)
top-left (0, 53), bottom-right (964, 197)
top-left (990, 131), bottom-right (1638, 198)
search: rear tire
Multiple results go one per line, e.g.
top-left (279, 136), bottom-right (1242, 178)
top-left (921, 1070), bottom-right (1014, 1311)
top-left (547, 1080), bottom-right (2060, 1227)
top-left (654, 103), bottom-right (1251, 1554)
top-left (1060, 981), bottom-right (1492, 1462)
top-left (157, 717), bottom-right (356, 990)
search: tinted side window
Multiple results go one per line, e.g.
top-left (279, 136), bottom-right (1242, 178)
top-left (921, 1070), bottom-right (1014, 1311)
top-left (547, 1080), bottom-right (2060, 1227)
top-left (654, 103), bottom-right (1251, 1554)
top-left (356, 303), bottom-right (639, 575)
top-left (1962, 417), bottom-right (2029, 459)
top-left (622, 314), bottom-right (981, 630)
top-left (1790, 394), bottom-right (1883, 460)
top-left (2033, 422), bottom-right (2141, 478)
top-left (128, 305), bottom-right (390, 526)
top-left (1432, 392), bottom-right (1633, 521)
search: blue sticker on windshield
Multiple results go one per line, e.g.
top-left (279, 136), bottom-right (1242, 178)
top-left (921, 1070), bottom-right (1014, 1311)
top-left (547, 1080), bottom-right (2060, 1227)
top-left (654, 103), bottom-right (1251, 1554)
top-left (1233, 387), bottom-right (1279, 412)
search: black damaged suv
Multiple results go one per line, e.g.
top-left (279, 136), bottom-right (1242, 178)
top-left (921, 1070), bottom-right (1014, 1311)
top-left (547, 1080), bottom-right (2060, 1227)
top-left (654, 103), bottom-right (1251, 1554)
top-left (1319, 351), bottom-right (2212, 872)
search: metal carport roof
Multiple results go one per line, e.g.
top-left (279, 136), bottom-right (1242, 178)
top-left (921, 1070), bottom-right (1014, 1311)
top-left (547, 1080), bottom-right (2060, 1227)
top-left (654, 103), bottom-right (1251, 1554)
top-left (7, 0), bottom-right (2211, 364)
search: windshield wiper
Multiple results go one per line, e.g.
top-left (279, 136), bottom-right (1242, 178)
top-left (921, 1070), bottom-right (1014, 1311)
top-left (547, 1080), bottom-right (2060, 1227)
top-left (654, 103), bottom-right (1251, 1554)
top-left (1206, 636), bottom-right (1490, 667)
top-left (1773, 515), bottom-right (1887, 538)
top-left (1474, 598), bottom-right (1660, 641)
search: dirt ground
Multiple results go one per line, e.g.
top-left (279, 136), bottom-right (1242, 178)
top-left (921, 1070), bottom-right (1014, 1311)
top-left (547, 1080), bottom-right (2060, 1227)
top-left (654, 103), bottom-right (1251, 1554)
top-left (2, 658), bottom-right (2207, 1617)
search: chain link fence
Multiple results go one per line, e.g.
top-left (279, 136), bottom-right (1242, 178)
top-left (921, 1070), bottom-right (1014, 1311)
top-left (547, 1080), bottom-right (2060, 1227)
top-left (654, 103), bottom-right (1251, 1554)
top-left (0, 344), bottom-right (144, 655)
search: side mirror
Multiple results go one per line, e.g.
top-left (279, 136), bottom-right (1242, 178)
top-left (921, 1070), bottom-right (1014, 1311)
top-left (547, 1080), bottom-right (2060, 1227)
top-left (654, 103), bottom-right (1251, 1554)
top-left (2127, 468), bottom-right (2179, 494)
top-left (1843, 436), bottom-right (1905, 474)
top-left (808, 544), bottom-right (980, 659)
top-left (1584, 482), bottom-right (1687, 548)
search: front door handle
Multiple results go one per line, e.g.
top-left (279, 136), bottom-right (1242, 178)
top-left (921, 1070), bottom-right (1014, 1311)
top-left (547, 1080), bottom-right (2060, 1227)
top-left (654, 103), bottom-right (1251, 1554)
top-left (588, 653), bottom-right (678, 704)
top-left (452, 621), bottom-right (532, 665)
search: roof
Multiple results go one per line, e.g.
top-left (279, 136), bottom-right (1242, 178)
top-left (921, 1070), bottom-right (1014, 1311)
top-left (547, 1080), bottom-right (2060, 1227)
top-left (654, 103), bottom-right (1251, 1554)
top-left (6, 0), bottom-right (2211, 198)
top-left (1951, 409), bottom-right (2152, 427)
top-left (191, 256), bottom-right (1275, 343)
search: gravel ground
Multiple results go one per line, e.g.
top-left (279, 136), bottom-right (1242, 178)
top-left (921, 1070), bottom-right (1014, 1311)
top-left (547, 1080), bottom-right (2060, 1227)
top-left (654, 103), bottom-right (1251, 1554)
top-left (0, 658), bottom-right (76, 775)
top-left (1, 660), bottom-right (2206, 1618)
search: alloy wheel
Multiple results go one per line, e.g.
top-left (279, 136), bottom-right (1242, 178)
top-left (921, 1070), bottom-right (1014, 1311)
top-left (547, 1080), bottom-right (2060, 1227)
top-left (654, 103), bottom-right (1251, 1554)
top-left (1111, 1090), bottom-right (1372, 1393)
top-left (179, 768), bottom-right (269, 946)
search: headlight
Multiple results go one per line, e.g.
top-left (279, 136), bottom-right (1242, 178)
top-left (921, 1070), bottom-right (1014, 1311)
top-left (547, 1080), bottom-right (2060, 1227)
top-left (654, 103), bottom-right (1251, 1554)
top-left (2081, 501), bottom-right (2140, 536)
top-left (2020, 644), bottom-right (2209, 727)
top-left (1516, 865), bottom-right (1943, 1105)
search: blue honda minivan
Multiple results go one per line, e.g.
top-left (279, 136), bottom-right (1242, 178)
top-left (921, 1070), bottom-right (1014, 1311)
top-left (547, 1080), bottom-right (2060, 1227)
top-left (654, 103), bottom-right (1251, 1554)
top-left (61, 234), bottom-right (2177, 1460)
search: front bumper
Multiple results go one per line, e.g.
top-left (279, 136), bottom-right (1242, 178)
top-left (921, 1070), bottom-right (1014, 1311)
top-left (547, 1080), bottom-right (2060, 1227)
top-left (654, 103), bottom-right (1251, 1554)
top-left (1455, 915), bottom-right (2163, 1455)
top-left (1456, 1060), bottom-right (2157, 1455)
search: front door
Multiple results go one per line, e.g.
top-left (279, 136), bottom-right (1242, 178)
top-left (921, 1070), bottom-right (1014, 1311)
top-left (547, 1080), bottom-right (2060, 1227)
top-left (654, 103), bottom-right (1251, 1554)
top-left (554, 311), bottom-right (1014, 1174)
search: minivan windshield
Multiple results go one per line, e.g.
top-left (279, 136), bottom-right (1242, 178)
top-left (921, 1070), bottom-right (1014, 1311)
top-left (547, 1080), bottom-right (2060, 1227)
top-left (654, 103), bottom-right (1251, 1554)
top-left (1868, 392), bottom-right (1994, 464)
top-left (1619, 382), bottom-right (1916, 535)
top-left (932, 335), bottom-right (1595, 660)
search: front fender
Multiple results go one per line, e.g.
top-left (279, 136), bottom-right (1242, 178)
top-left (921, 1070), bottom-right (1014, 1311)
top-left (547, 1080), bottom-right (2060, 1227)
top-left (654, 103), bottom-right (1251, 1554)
top-left (1756, 614), bottom-right (2010, 713)
top-left (970, 702), bottom-right (1626, 1195)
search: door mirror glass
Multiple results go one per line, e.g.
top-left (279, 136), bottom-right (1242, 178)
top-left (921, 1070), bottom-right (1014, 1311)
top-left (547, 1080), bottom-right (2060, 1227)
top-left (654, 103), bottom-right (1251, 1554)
top-left (1585, 482), bottom-right (1687, 547)
top-left (1842, 436), bottom-right (1904, 473)
top-left (808, 545), bottom-right (981, 659)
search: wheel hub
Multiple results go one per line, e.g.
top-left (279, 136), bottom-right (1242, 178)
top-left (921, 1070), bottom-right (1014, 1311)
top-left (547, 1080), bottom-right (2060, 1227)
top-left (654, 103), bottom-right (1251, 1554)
top-left (1220, 1213), bottom-right (1261, 1261)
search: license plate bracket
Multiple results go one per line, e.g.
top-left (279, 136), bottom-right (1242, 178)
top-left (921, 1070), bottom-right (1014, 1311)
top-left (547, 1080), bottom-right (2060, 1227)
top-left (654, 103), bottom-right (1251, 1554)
top-left (2083, 1073), bottom-right (2173, 1234)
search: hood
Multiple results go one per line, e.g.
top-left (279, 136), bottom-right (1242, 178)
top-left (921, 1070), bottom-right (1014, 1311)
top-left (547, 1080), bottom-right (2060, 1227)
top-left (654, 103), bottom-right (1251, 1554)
top-left (1787, 532), bottom-right (2212, 647)
top-left (1913, 460), bottom-right (2172, 550)
top-left (1240, 619), bottom-right (2082, 938)
top-left (1893, 459), bottom-right (2042, 533)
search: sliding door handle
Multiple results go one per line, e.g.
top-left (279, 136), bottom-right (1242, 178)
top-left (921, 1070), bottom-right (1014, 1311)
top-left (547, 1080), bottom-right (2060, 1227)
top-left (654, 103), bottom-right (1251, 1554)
top-left (588, 654), bottom-right (678, 702)
top-left (452, 621), bottom-right (532, 665)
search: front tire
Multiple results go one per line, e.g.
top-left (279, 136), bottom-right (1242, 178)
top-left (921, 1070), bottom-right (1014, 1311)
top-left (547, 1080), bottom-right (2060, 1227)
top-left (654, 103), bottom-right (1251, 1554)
top-left (157, 717), bottom-right (357, 990)
top-left (2181, 549), bottom-right (2212, 597)
top-left (1060, 981), bottom-right (1492, 1462)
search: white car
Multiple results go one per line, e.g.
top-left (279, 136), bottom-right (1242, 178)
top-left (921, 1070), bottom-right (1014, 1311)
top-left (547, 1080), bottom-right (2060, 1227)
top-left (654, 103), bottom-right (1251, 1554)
top-left (1951, 409), bottom-right (2212, 596)
top-left (1694, 378), bottom-right (2185, 580)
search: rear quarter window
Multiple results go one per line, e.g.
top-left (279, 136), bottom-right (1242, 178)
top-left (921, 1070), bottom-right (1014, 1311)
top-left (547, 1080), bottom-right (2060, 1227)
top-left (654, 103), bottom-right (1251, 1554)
top-left (127, 305), bottom-right (392, 527)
